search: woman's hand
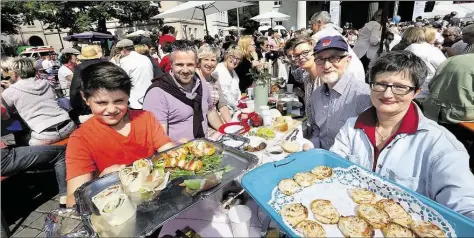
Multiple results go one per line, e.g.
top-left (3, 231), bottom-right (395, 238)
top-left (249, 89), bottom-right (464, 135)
top-left (99, 164), bottom-right (126, 177)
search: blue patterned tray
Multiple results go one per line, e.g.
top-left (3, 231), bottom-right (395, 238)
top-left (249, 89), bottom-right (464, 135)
top-left (241, 149), bottom-right (474, 237)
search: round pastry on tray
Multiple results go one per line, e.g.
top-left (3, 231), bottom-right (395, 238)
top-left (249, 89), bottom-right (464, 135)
top-left (356, 204), bottom-right (391, 229)
top-left (310, 199), bottom-right (340, 224)
top-left (280, 203), bottom-right (308, 227)
top-left (278, 178), bottom-right (301, 196)
top-left (410, 221), bottom-right (447, 238)
top-left (310, 166), bottom-right (333, 180)
top-left (293, 172), bottom-right (318, 187)
top-left (382, 222), bottom-right (416, 237)
top-left (349, 188), bottom-right (376, 204)
top-left (376, 199), bottom-right (413, 227)
top-left (295, 220), bottom-right (326, 237)
top-left (338, 215), bottom-right (374, 238)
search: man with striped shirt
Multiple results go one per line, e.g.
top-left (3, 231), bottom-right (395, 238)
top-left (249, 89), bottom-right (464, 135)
top-left (310, 36), bottom-right (372, 149)
top-left (461, 24), bottom-right (474, 54)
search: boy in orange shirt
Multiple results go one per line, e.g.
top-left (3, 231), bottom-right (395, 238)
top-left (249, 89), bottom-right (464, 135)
top-left (65, 62), bottom-right (174, 207)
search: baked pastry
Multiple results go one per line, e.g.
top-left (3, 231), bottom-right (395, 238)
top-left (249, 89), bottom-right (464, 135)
top-left (356, 204), bottom-right (391, 229)
top-left (311, 166), bottom-right (334, 179)
top-left (376, 199), bottom-right (412, 227)
top-left (282, 141), bottom-right (299, 153)
top-left (382, 222), bottom-right (415, 237)
top-left (280, 203), bottom-right (308, 227)
top-left (293, 172), bottom-right (318, 187)
top-left (410, 221), bottom-right (447, 238)
top-left (273, 121), bottom-right (288, 132)
top-left (349, 188), bottom-right (376, 204)
top-left (295, 220), bottom-right (326, 237)
top-left (338, 215), bottom-right (374, 238)
top-left (278, 178), bottom-right (301, 196)
top-left (310, 199), bottom-right (340, 224)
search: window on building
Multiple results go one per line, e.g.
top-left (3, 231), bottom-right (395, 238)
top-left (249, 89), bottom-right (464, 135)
top-left (274, 1), bottom-right (282, 6)
top-left (26, 20), bottom-right (35, 27)
top-left (194, 28), bottom-right (197, 38)
top-left (424, 1), bottom-right (435, 12)
top-left (275, 21), bottom-right (283, 25)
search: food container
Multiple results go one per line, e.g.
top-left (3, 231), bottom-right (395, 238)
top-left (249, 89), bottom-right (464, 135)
top-left (242, 149), bottom-right (474, 237)
top-left (46, 139), bottom-right (258, 238)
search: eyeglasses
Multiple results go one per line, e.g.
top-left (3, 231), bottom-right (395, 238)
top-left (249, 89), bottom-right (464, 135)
top-left (369, 82), bottom-right (416, 95)
top-left (293, 50), bottom-right (312, 60)
top-left (314, 55), bottom-right (348, 65)
top-left (229, 55), bottom-right (242, 62)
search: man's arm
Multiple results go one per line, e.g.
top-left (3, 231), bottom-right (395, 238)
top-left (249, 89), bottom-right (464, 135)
top-left (66, 173), bottom-right (93, 207)
top-left (207, 109), bottom-right (224, 130)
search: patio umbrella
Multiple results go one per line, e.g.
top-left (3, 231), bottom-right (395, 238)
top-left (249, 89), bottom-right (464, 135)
top-left (63, 31), bottom-right (114, 41)
top-left (152, 1), bottom-right (252, 37)
top-left (251, 11), bottom-right (290, 27)
top-left (125, 30), bottom-right (152, 38)
top-left (223, 26), bottom-right (246, 31)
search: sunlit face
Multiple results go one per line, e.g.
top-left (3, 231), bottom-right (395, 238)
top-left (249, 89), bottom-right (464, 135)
top-left (285, 49), bottom-right (296, 65)
top-left (70, 55), bottom-right (77, 64)
top-left (312, 22), bottom-right (321, 32)
top-left (315, 49), bottom-right (351, 85)
top-left (150, 47), bottom-right (157, 55)
top-left (225, 53), bottom-right (242, 70)
top-left (172, 51), bottom-right (197, 85)
top-left (84, 89), bottom-right (129, 126)
top-left (293, 42), bottom-right (314, 69)
top-left (199, 56), bottom-right (217, 76)
top-left (249, 41), bottom-right (256, 53)
top-left (370, 72), bottom-right (419, 116)
top-left (261, 40), bottom-right (270, 52)
top-left (442, 30), bottom-right (456, 43)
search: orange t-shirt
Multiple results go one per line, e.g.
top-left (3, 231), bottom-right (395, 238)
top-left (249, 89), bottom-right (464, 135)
top-left (65, 110), bottom-right (172, 181)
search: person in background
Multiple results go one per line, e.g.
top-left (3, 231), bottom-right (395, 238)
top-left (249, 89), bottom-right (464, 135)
top-left (65, 62), bottom-right (174, 207)
top-left (41, 54), bottom-right (54, 73)
top-left (284, 38), bottom-right (305, 105)
top-left (444, 24), bottom-right (474, 55)
top-left (310, 36), bottom-right (371, 149)
top-left (382, 32), bottom-right (395, 52)
top-left (158, 25), bottom-right (176, 46)
top-left (404, 27), bottom-right (446, 101)
top-left (116, 39), bottom-right (153, 109)
top-left (2, 58), bottom-right (76, 145)
top-left (352, 9), bottom-right (383, 71)
top-left (135, 44), bottom-right (165, 79)
top-left (423, 26), bottom-right (439, 45)
top-left (196, 44), bottom-right (232, 134)
top-left (70, 46), bottom-right (106, 124)
top-left (212, 45), bottom-right (243, 114)
top-left (235, 35), bottom-right (257, 93)
top-left (149, 45), bottom-right (160, 64)
top-left (331, 51), bottom-right (474, 220)
top-left (310, 11), bottom-right (365, 83)
top-left (256, 36), bottom-right (270, 60)
top-left (444, 11), bottom-right (461, 27)
top-left (159, 42), bottom-right (173, 73)
top-left (143, 42), bottom-right (212, 144)
top-left (347, 29), bottom-right (358, 47)
top-left (58, 48), bottom-right (80, 98)
top-left (441, 26), bottom-right (462, 48)
top-left (391, 27), bottom-right (425, 51)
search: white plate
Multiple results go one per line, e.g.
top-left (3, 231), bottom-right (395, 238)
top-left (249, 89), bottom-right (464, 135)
top-left (246, 136), bottom-right (267, 147)
top-left (223, 140), bottom-right (244, 148)
top-left (224, 125), bottom-right (244, 134)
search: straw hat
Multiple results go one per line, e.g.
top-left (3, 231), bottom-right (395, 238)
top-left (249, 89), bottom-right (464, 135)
top-left (77, 45), bottom-right (101, 60)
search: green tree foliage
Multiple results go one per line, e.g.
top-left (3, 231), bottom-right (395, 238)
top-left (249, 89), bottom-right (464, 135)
top-left (227, 1), bottom-right (260, 35)
top-left (1, 1), bottom-right (23, 34)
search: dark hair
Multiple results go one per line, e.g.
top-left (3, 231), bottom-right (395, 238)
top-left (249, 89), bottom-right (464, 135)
top-left (60, 53), bottom-right (74, 64)
top-left (170, 40), bottom-right (197, 64)
top-left (81, 61), bottom-right (132, 99)
top-left (369, 51), bottom-right (427, 89)
top-left (162, 42), bottom-right (173, 53)
top-left (162, 25), bottom-right (175, 35)
top-left (284, 37), bottom-right (299, 55)
top-left (222, 41), bottom-right (236, 51)
top-left (256, 36), bottom-right (268, 49)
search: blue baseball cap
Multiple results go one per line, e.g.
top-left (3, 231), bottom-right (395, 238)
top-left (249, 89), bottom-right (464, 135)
top-left (313, 36), bottom-right (349, 54)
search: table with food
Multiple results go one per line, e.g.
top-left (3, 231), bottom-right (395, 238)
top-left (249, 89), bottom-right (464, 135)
top-left (44, 90), bottom-right (474, 238)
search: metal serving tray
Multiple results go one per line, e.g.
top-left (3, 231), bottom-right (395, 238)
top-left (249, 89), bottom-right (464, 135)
top-left (73, 138), bottom-right (258, 237)
top-left (241, 149), bottom-right (474, 237)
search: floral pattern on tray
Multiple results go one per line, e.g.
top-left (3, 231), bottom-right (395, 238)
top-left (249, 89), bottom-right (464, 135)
top-left (268, 165), bottom-right (456, 237)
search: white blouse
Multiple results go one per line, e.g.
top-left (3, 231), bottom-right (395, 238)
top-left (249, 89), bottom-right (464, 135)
top-left (211, 62), bottom-right (241, 110)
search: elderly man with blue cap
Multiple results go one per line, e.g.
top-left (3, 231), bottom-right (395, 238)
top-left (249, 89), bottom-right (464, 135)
top-left (310, 35), bottom-right (372, 150)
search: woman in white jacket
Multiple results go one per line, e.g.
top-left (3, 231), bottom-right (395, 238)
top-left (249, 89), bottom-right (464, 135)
top-left (352, 9), bottom-right (383, 71)
top-left (404, 27), bottom-right (446, 101)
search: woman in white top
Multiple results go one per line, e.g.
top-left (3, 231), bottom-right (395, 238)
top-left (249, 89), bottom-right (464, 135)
top-left (352, 9), bottom-right (383, 70)
top-left (211, 45), bottom-right (243, 114)
top-left (404, 27), bottom-right (446, 101)
top-left (58, 48), bottom-right (80, 98)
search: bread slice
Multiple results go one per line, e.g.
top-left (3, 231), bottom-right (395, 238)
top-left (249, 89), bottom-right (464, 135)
top-left (376, 199), bottom-right (413, 228)
top-left (382, 222), bottom-right (415, 237)
top-left (280, 203), bottom-right (308, 227)
top-left (293, 172), bottom-right (317, 187)
top-left (338, 215), bottom-right (374, 238)
top-left (282, 141), bottom-right (299, 153)
top-left (295, 220), bottom-right (326, 237)
top-left (410, 221), bottom-right (447, 238)
top-left (311, 166), bottom-right (334, 179)
top-left (349, 188), bottom-right (376, 204)
top-left (310, 199), bottom-right (340, 224)
top-left (278, 178), bottom-right (301, 196)
top-left (356, 204), bottom-right (391, 229)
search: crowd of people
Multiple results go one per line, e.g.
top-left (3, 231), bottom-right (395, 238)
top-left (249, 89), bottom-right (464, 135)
top-left (1, 10), bottom-right (474, 219)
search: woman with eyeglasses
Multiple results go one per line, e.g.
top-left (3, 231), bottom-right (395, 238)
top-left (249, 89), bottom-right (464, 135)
top-left (235, 35), bottom-right (258, 93)
top-left (330, 51), bottom-right (474, 220)
top-left (196, 44), bottom-right (232, 131)
top-left (211, 45), bottom-right (243, 115)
